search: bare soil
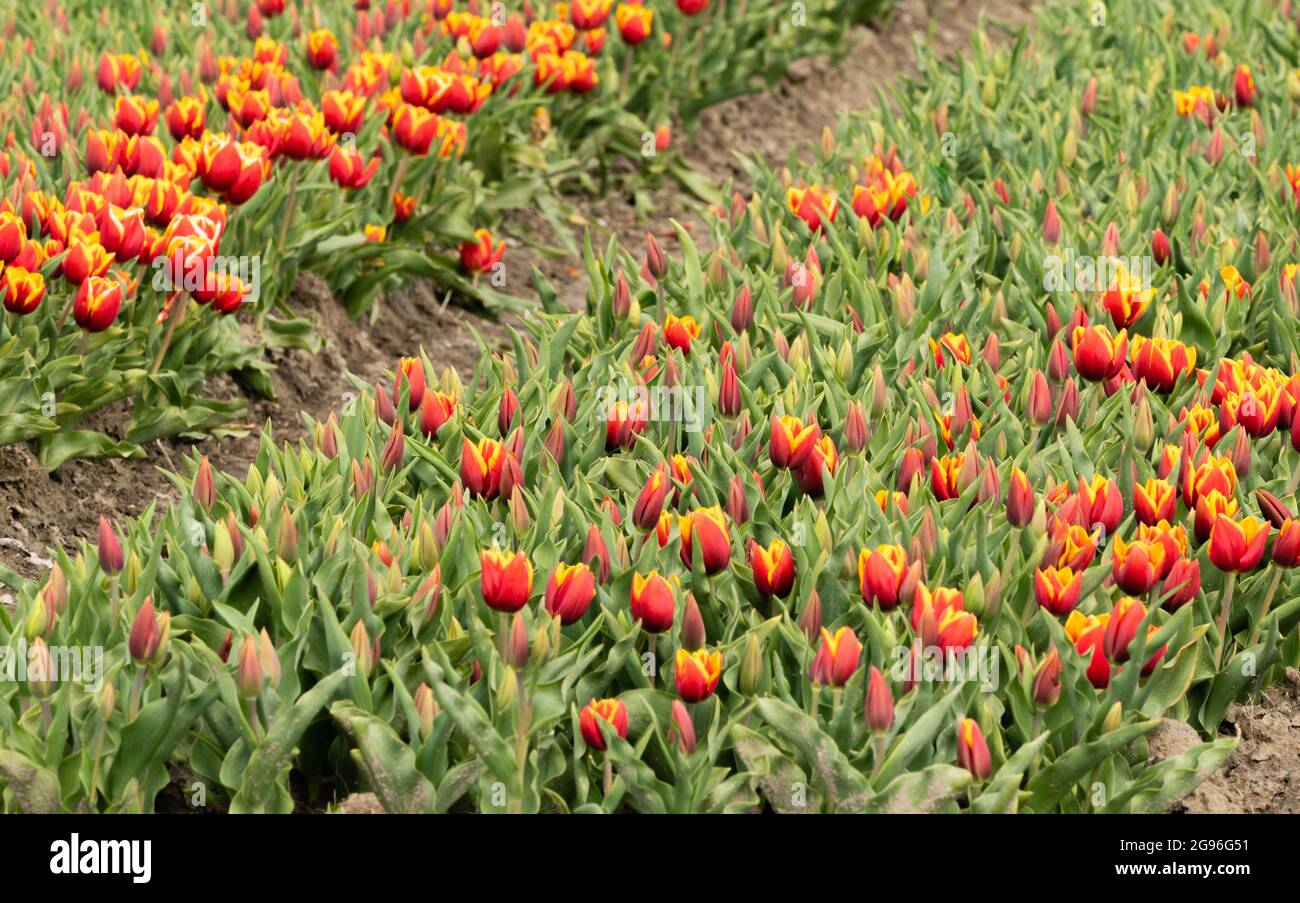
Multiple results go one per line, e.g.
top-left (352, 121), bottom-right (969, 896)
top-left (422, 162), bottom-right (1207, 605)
top-left (5, 0), bottom-right (1293, 814)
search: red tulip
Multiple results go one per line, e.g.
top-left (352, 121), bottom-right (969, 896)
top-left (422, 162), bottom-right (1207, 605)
top-left (675, 648), bottom-right (722, 703)
top-left (1208, 514), bottom-right (1269, 572)
top-left (749, 539), bottom-right (795, 598)
top-left (544, 563), bottom-right (596, 625)
top-left (956, 718), bottom-right (992, 780)
top-left (579, 698), bottom-right (628, 751)
top-left (630, 571), bottom-right (675, 633)
top-left (1071, 325), bottom-right (1127, 381)
top-left (632, 463), bottom-right (670, 531)
top-left (679, 506), bottom-right (731, 574)
top-left (461, 437), bottom-right (506, 499)
top-left (479, 549), bottom-right (534, 612)
top-left (810, 626), bottom-right (861, 686)
top-left (1111, 536), bottom-right (1166, 595)
top-left (1033, 566), bottom-right (1083, 616)
top-left (769, 414), bottom-right (820, 469)
top-left (857, 544), bottom-right (908, 609)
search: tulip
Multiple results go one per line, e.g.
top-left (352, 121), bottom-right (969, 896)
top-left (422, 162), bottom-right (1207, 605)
top-left (630, 571), bottom-right (675, 632)
top-left (605, 399), bottom-right (648, 451)
top-left (1066, 611), bottom-right (1112, 689)
top-left (670, 699), bottom-right (697, 754)
top-left (1006, 467), bottom-right (1035, 526)
top-left (420, 390), bottom-right (457, 438)
top-left (1111, 536), bottom-right (1166, 595)
top-left (857, 544), bottom-right (908, 609)
top-left (749, 539), bottom-right (796, 598)
top-left (1208, 514), bottom-right (1270, 572)
top-left (1, 267), bottom-right (45, 315)
top-left (544, 563), bottom-right (596, 625)
top-left (98, 517), bottom-right (125, 574)
top-left (460, 228), bottom-right (505, 274)
top-left (769, 414), bottom-right (820, 469)
top-left (1102, 596), bottom-right (1146, 663)
top-left (1134, 478), bottom-right (1177, 525)
top-left (663, 314), bottom-right (702, 353)
top-left (579, 698), bottom-right (629, 751)
top-left (956, 718), bottom-right (992, 780)
top-left (1159, 557), bottom-right (1201, 611)
top-left (1032, 648), bottom-right (1062, 707)
top-left (236, 635), bottom-right (264, 698)
top-left (480, 549), bottom-right (534, 612)
top-left (679, 506), bottom-right (731, 574)
top-left (1233, 64), bottom-right (1257, 107)
top-left (1071, 325), bottom-right (1127, 381)
top-left (1033, 566), bottom-right (1083, 616)
top-left (1151, 228), bottom-right (1171, 266)
top-left (786, 185), bottom-right (838, 231)
top-left (73, 275), bottom-right (123, 332)
top-left (864, 666), bottom-right (894, 734)
top-left (1194, 490), bottom-right (1238, 544)
top-left (632, 463), bottom-right (670, 531)
top-left (128, 598), bottom-right (169, 667)
top-left (675, 648), bottom-right (723, 703)
top-left (810, 626), bottom-right (861, 686)
top-left (460, 437), bottom-right (505, 499)
top-left (614, 4), bottom-right (654, 44)
top-left (1273, 520), bottom-right (1300, 568)
top-left (306, 28), bottom-right (339, 70)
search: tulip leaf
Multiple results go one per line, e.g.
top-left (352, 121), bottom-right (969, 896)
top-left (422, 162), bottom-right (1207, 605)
top-left (1100, 738), bottom-right (1235, 813)
top-left (230, 668), bottom-right (349, 814)
top-left (731, 723), bottom-right (823, 813)
top-left (0, 749), bottom-right (67, 813)
top-left (873, 683), bottom-right (964, 788)
top-left (1024, 720), bottom-right (1159, 813)
top-left (866, 764), bottom-right (972, 814)
top-left (331, 702), bottom-right (436, 814)
top-left (753, 697), bottom-right (873, 812)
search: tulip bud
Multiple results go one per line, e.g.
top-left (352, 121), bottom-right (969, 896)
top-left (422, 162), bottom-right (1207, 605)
top-left (380, 419), bottom-right (405, 473)
top-left (276, 506), bottom-right (298, 563)
top-left (738, 632), bottom-right (764, 696)
top-left (507, 612), bottom-right (530, 670)
top-left (865, 666), bottom-right (894, 734)
top-left (797, 590), bottom-right (822, 641)
top-left (1041, 199), bottom-right (1061, 244)
top-left (1031, 647), bottom-right (1062, 708)
top-left (413, 682), bottom-right (438, 739)
top-left (612, 273), bottom-right (631, 318)
top-left (496, 664), bottom-right (518, 709)
top-left (1133, 391), bottom-right (1154, 452)
top-left (1101, 700), bottom-right (1124, 734)
top-left (236, 635), bottom-right (264, 699)
top-left (98, 516), bottom-right (124, 574)
top-left (956, 717), bottom-right (992, 780)
top-left (27, 638), bottom-right (53, 698)
top-left (681, 592), bottom-right (706, 650)
top-left (731, 284), bottom-right (754, 332)
top-left (726, 474), bottom-right (750, 525)
top-left (844, 401), bottom-right (868, 451)
top-left (193, 455), bottom-right (216, 511)
top-left (645, 231), bottom-right (667, 279)
top-left (349, 620), bottom-right (375, 678)
top-left (670, 699), bottom-right (697, 755)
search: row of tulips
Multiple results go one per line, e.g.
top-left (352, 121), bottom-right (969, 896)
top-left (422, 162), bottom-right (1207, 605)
top-left (0, 0), bottom-right (883, 466)
top-left (4, 0), bottom-right (1300, 813)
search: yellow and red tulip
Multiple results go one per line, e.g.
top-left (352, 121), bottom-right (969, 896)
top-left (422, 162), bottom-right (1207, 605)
top-left (955, 718), bottom-right (991, 780)
top-left (459, 228), bottom-right (505, 274)
top-left (579, 697), bottom-right (628, 751)
top-left (675, 648), bottom-right (722, 703)
top-left (630, 570), bottom-right (675, 632)
top-left (1111, 535), bottom-right (1167, 595)
top-left (1071, 325), bottom-right (1127, 381)
top-left (857, 544), bottom-right (908, 610)
top-left (749, 538), bottom-right (795, 598)
top-left (810, 626), bottom-right (861, 686)
top-left (679, 505), bottom-right (731, 574)
top-left (1033, 565), bottom-right (1083, 616)
top-left (1207, 514), bottom-right (1270, 572)
top-left (1065, 610), bottom-right (1112, 689)
top-left (769, 413), bottom-right (821, 469)
top-left (460, 437), bottom-right (506, 499)
top-left (544, 562), bottom-right (597, 625)
top-left (479, 548), bottom-right (534, 613)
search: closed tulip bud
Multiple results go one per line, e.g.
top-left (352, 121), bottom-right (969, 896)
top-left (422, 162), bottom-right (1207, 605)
top-left (506, 613), bottom-right (530, 669)
top-left (1160, 557), bottom-right (1202, 611)
top-left (27, 638), bottom-right (54, 698)
top-left (128, 598), bottom-right (168, 666)
top-left (98, 516), bottom-right (124, 574)
top-left (1229, 428), bottom-right (1251, 479)
top-left (191, 455), bottom-right (216, 511)
top-left (956, 718), bottom-right (992, 780)
top-left (1006, 467), bottom-right (1034, 526)
top-left (1271, 520), bottom-right (1300, 568)
top-left (496, 665), bottom-right (518, 710)
top-left (1041, 199), bottom-right (1061, 244)
top-left (726, 474), bottom-right (750, 525)
top-left (380, 419), bottom-right (405, 473)
top-left (414, 565), bottom-right (443, 625)
top-left (739, 631), bottom-right (764, 696)
top-left (670, 699), bottom-right (696, 754)
top-left (349, 620), bottom-right (375, 678)
top-left (865, 666), bottom-right (894, 734)
top-left (413, 683), bottom-right (438, 739)
top-left (612, 273), bottom-right (631, 318)
top-left (1026, 369), bottom-right (1053, 424)
top-left (1031, 647), bottom-right (1062, 708)
top-left (1056, 379), bottom-right (1080, 425)
top-left (276, 506), bottom-right (299, 563)
top-left (843, 401), bottom-right (868, 451)
top-left (645, 231), bottom-right (667, 278)
top-left (632, 462), bottom-right (670, 531)
top-left (1102, 700), bottom-right (1124, 734)
top-left (25, 591), bottom-right (56, 640)
top-left (583, 525), bottom-right (611, 583)
top-left (235, 635), bottom-right (263, 698)
top-left (681, 592), bottom-right (706, 650)
top-left (798, 590), bottom-right (822, 641)
top-left (1151, 228), bottom-right (1171, 266)
top-left (731, 284), bottom-right (754, 332)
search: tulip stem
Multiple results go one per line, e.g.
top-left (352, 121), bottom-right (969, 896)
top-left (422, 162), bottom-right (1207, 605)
top-left (108, 575), bottom-right (121, 635)
top-left (88, 722), bottom-right (108, 806)
top-left (1213, 572), bottom-right (1238, 670)
top-left (602, 755), bottom-right (613, 799)
top-left (871, 735), bottom-right (888, 778)
top-left (1245, 567), bottom-right (1282, 648)
top-left (619, 47), bottom-right (634, 104)
top-left (40, 699), bottom-right (53, 736)
top-left (248, 699), bottom-right (264, 744)
top-left (1027, 712), bottom-right (1044, 779)
top-left (150, 295), bottom-right (189, 376)
top-left (499, 613), bottom-right (509, 663)
top-left (56, 293), bottom-right (75, 331)
top-left (275, 167), bottom-right (300, 260)
top-left (512, 677), bottom-right (530, 814)
top-left (128, 667), bottom-right (147, 722)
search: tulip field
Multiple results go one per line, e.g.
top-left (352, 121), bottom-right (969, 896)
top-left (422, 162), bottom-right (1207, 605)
top-left (3, 0), bottom-right (1300, 818)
